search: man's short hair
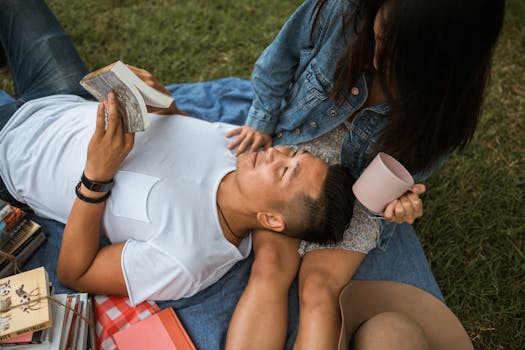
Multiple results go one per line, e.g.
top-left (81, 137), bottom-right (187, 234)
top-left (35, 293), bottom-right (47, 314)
top-left (283, 164), bottom-right (355, 243)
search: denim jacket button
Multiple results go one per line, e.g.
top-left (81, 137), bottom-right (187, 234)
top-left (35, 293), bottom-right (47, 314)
top-left (277, 132), bottom-right (283, 138)
top-left (294, 128), bottom-right (301, 135)
top-left (351, 87), bottom-right (360, 96)
top-left (310, 121), bottom-right (318, 128)
top-left (329, 109), bottom-right (337, 117)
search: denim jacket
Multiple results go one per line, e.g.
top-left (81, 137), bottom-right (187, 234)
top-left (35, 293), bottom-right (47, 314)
top-left (246, 0), bottom-right (444, 249)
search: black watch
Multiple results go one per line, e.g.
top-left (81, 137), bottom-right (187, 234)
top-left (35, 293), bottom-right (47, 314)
top-left (81, 172), bottom-right (114, 192)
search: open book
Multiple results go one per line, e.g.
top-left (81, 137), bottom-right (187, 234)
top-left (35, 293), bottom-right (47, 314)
top-left (80, 61), bottom-right (174, 132)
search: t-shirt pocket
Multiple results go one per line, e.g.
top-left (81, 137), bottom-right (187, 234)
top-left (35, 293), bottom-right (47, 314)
top-left (107, 170), bottom-right (159, 223)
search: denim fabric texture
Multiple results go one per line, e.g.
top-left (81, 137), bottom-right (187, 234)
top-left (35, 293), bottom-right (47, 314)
top-left (0, 0), bottom-right (443, 349)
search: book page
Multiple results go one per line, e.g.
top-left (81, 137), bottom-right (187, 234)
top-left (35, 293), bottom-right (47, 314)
top-left (80, 71), bottom-right (147, 132)
top-left (111, 62), bottom-right (173, 108)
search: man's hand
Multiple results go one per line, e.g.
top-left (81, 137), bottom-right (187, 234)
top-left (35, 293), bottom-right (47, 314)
top-left (382, 184), bottom-right (425, 224)
top-left (126, 64), bottom-right (188, 116)
top-left (84, 92), bottom-right (135, 182)
top-left (227, 126), bottom-right (272, 156)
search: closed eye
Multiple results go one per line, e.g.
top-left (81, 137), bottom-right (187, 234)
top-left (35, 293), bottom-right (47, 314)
top-left (282, 166), bottom-right (289, 179)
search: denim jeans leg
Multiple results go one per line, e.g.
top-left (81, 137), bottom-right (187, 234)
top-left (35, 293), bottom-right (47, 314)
top-left (353, 223), bottom-right (444, 301)
top-left (0, 0), bottom-right (92, 101)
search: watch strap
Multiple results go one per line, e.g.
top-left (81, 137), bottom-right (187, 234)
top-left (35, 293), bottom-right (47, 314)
top-left (81, 172), bottom-right (114, 192)
top-left (75, 182), bottom-right (111, 203)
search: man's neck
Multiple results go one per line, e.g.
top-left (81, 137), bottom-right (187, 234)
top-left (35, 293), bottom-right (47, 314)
top-left (216, 171), bottom-right (256, 245)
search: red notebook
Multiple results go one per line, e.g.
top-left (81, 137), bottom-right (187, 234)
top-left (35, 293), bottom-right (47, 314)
top-left (112, 308), bottom-right (195, 350)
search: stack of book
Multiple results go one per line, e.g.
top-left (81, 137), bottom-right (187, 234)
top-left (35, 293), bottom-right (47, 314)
top-left (0, 200), bottom-right (47, 278)
top-left (0, 268), bottom-right (93, 349)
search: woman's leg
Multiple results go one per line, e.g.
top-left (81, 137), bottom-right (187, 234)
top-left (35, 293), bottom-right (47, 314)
top-left (293, 249), bottom-right (365, 350)
top-left (226, 231), bottom-right (300, 350)
top-left (0, 0), bottom-right (91, 101)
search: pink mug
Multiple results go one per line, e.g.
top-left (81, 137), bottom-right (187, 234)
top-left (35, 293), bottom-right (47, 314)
top-left (352, 152), bottom-right (414, 213)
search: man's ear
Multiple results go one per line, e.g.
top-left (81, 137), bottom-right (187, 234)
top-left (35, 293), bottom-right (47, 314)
top-left (256, 212), bottom-right (286, 233)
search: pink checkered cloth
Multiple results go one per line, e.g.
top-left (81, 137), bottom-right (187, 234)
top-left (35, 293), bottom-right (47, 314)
top-left (94, 295), bottom-right (160, 350)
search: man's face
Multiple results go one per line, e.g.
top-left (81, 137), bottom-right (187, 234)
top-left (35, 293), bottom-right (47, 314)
top-left (235, 146), bottom-right (328, 212)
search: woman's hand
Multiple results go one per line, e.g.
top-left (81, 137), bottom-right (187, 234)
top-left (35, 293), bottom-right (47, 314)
top-left (126, 64), bottom-right (188, 116)
top-left (84, 92), bottom-right (135, 182)
top-left (227, 126), bottom-right (272, 156)
top-left (382, 184), bottom-right (426, 224)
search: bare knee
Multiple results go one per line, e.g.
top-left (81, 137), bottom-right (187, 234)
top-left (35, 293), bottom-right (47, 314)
top-left (352, 312), bottom-right (430, 350)
top-left (300, 270), bottom-right (340, 312)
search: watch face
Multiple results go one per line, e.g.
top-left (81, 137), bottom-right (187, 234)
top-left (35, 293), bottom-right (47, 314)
top-left (91, 182), bottom-right (112, 192)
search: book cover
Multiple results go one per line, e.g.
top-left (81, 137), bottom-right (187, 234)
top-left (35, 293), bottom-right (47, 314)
top-left (86, 298), bottom-right (95, 350)
top-left (0, 220), bottom-right (42, 268)
top-left (0, 200), bottom-right (11, 220)
top-left (60, 295), bottom-right (79, 349)
top-left (0, 329), bottom-right (46, 346)
top-left (66, 295), bottom-right (82, 350)
top-left (74, 293), bottom-right (89, 350)
top-left (11, 293), bottom-right (69, 350)
top-left (112, 308), bottom-right (196, 350)
top-left (0, 205), bottom-right (25, 238)
top-left (80, 60), bottom-right (173, 133)
top-left (0, 267), bottom-right (52, 341)
top-left (0, 229), bottom-right (46, 278)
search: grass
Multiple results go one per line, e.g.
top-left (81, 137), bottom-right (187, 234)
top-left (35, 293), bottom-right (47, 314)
top-left (1, 0), bottom-right (524, 348)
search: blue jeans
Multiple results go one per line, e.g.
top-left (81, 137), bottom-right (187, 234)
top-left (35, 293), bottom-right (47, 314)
top-left (1, 1), bottom-right (443, 349)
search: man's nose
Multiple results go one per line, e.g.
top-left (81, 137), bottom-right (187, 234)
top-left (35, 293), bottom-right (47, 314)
top-left (266, 147), bottom-right (286, 163)
top-left (265, 147), bottom-right (276, 163)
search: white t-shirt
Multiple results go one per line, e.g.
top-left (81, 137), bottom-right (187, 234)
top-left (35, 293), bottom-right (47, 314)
top-left (0, 95), bottom-right (252, 304)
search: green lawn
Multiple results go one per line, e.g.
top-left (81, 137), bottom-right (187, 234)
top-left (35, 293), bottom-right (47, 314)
top-left (1, 1), bottom-right (523, 348)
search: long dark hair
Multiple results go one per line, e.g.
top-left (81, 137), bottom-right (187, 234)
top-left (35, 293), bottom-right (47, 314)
top-left (313, 0), bottom-right (505, 174)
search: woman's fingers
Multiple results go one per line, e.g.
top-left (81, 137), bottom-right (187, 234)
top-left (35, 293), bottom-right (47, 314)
top-left (236, 133), bottom-right (254, 155)
top-left (410, 183), bottom-right (426, 195)
top-left (228, 132), bottom-right (245, 150)
top-left (398, 196), bottom-right (415, 223)
top-left (226, 127), bottom-right (242, 138)
top-left (383, 191), bottom-right (424, 224)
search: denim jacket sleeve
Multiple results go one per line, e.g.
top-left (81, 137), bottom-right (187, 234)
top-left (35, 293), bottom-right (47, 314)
top-left (246, 0), bottom-right (346, 134)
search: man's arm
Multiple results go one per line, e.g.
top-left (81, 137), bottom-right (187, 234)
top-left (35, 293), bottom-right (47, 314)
top-left (57, 198), bottom-right (127, 295)
top-left (57, 92), bottom-right (134, 295)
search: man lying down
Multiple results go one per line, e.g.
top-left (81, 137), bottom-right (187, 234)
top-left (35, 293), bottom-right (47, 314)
top-left (0, 91), bottom-right (355, 305)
